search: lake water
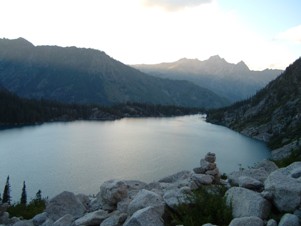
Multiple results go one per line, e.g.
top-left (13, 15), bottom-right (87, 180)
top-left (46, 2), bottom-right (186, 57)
top-left (0, 115), bottom-right (270, 201)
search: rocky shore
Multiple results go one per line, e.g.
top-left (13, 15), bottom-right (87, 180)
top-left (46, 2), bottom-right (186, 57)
top-left (1, 152), bottom-right (301, 226)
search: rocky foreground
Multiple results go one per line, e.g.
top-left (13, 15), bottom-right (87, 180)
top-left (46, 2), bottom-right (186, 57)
top-left (1, 152), bottom-right (301, 226)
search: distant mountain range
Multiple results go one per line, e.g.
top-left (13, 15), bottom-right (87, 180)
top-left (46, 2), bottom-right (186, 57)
top-left (133, 56), bottom-right (282, 103)
top-left (207, 57), bottom-right (301, 152)
top-left (0, 38), bottom-right (228, 109)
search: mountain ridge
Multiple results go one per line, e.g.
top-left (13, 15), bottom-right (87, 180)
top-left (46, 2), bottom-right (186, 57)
top-left (133, 56), bottom-right (282, 102)
top-left (0, 38), bottom-right (228, 109)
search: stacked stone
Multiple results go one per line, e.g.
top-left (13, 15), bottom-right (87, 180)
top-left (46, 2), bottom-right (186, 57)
top-left (193, 152), bottom-right (220, 183)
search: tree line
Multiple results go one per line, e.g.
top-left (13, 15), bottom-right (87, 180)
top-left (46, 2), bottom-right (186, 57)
top-left (0, 176), bottom-right (46, 219)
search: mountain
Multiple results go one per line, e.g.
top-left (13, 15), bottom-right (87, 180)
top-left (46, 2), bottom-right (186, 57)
top-left (133, 56), bottom-right (282, 103)
top-left (207, 57), bottom-right (301, 155)
top-left (0, 38), bottom-right (228, 109)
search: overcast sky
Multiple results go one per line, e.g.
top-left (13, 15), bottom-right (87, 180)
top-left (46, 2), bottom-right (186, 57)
top-left (1, 0), bottom-right (300, 70)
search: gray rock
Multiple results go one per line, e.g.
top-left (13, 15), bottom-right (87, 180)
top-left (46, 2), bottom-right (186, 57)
top-left (205, 152), bottom-right (216, 163)
top-left (226, 187), bottom-right (271, 219)
top-left (238, 176), bottom-right (264, 191)
top-left (228, 168), bottom-right (269, 185)
top-left (45, 191), bottom-right (86, 221)
top-left (123, 206), bottom-right (164, 226)
top-left (32, 212), bottom-right (48, 226)
top-left (190, 173), bottom-right (213, 187)
top-left (74, 209), bottom-right (110, 226)
top-left (193, 167), bottom-right (206, 174)
top-left (100, 211), bottom-right (127, 226)
top-left (202, 224), bottom-right (217, 226)
top-left (163, 187), bottom-right (191, 209)
top-left (98, 180), bottom-right (128, 210)
top-left (12, 220), bottom-right (34, 226)
top-left (128, 189), bottom-right (164, 216)
top-left (264, 162), bottom-right (301, 212)
top-left (279, 213), bottom-right (300, 226)
top-left (260, 191), bottom-right (273, 200)
top-left (0, 212), bottom-right (10, 225)
top-left (254, 160), bottom-right (278, 174)
top-left (117, 198), bottom-right (131, 213)
top-left (158, 170), bottom-right (192, 183)
top-left (205, 168), bottom-right (219, 176)
top-left (124, 180), bottom-right (147, 199)
top-left (229, 216), bottom-right (264, 226)
top-left (266, 219), bottom-right (278, 226)
top-left (41, 219), bottom-right (54, 226)
top-left (53, 214), bottom-right (74, 226)
top-left (76, 193), bottom-right (90, 209)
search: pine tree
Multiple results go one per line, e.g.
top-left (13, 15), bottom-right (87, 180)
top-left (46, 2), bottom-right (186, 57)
top-left (20, 181), bottom-right (27, 205)
top-left (35, 190), bottom-right (42, 201)
top-left (2, 176), bottom-right (11, 204)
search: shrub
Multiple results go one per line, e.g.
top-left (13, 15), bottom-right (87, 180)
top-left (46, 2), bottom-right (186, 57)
top-left (272, 146), bottom-right (301, 168)
top-left (166, 185), bottom-right (232, 226)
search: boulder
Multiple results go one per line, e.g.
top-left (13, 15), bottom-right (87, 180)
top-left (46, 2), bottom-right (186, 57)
top-left (190, 173), bottom-right (213, 188)
top-left (127, 189), bottom-right (164, 216)
top-left (229, 216), bottom-right (264, 226)
top-left (124, 180), bottom-right (147, 199)
top-left (12, 220), bottom-right (34, 226)
top-left (123, 206), bottom-right (164, 226)
top-left (76, 193), bottom-right (90, 209)
top-left (228, 168), bottom-right (269, 185)
top-left (100, 211), bottom-right (127, 226)
top-left (238, 176), bottom-right (264, 191)
top-left (45, 191), bottom-right (86, 221)
top-left (158, 171), bottom-right (192, 183)
top-left (163, 187), bottom-right (191, 209)
top-left (32, 212), bottom-right (48, 226)
top-left (74, 209), bottom-right (110, 226)
top-left (278, 213), bottom-right (300, 226)
top-left (226, 187), bottom-right (271, 219)
top-left (254, 160), bottom-right (278, 174)
top-left (98, 180), bottom-right (128, 209)
top-left (266, 219), bottom-right (278, 226)
top-left (53, 214), bottom-right (74, 226)
top-left (0, 212), bottom-right (10, 225)
top-left (264, 162), bottom-right (301, 212)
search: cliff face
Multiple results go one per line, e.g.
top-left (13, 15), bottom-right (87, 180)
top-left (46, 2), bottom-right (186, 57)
top-left (207, 57), bottom-right (301, 152)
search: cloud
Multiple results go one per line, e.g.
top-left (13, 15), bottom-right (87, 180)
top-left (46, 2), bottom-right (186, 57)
top-left (143, 0), bottom-right (212, 11)
top-left (276, 25), bottom-right (301, 43)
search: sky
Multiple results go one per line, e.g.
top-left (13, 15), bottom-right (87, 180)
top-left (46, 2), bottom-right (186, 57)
top-left (0, 0), bottom-right (300, 70)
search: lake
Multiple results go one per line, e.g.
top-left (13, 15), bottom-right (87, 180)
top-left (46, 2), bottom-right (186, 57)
top-left (0, 115), bottom-right (270, 201)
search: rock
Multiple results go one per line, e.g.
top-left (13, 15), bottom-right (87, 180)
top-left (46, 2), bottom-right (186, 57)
top-left (254, 160), bottom-right (278, 174)
top-left (226, 187), bottom-right (271, 219)
top-left (76, 193), bottom-right (90, 209)
top-left (45, 191), bottom-right (86, 221)
top-left (202, 224), bottom-right (217, 226)
top-left (124, 180), bottom-right (147, 199)
top-left (266, 219), bottom-right (278, 226)
top-left (158, 171), bottom-right (192, 183)
top-left (193, 167), bottom-right (206, 174)
top-left (12, 220), bottom-right (34, 226)
top-left (53, 214), bottom-right (74, 226)
top-left (41, 218), bottom-right (54, 226)
top-left (163, 186), bottom-right (191, 209)
top-left (229, 216), bottom-right (264, 226)
top-left (205, 168), bottom-right (219, 176)
top-left (117, 198), bottom-right (131, 213)
top-left (128, 189), bottom-right (164, 216)
top-left (260, 191), bottom-right (273, 201)
top-left (279, 213), bottom-right (300, 226)
top-left (100, 211), bottom-right (127, 226)
top-left (123, 206), bottom-right (164, 226)
top-left (0, 212), bottom-right (10, 225)
top-left (190, 173), bottom-right (213, 187)
top-left (238, 176), bottom-right (264, 191)
top-left (98, 180), bottom-right (128, 210)
top-left (264, 162), bottom-right (301, 212)
top-left (228, 168), bottom-right (270, 185)
top-left (205, 152), bottom-right (216, 163)
top-left (32, 212), bottom-right (48, 226)
top-left (74, 209), bottom-right (110, 226)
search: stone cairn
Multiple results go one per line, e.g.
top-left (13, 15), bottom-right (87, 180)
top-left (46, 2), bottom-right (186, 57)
top-left (193, 152), bottom-right (220, 183)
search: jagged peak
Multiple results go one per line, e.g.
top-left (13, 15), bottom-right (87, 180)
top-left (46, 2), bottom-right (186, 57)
top-left (236, 60), bottom-right (249, 71)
